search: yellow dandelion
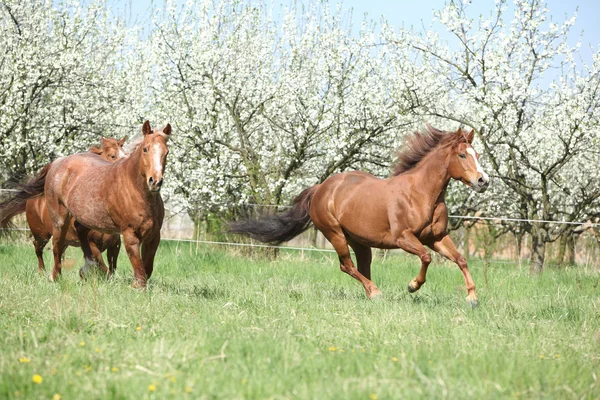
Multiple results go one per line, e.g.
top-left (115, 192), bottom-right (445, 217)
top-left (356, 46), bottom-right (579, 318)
top-left (241, 378), bottom-right (248, 385)
top-left (14, 391), bottom-right (21, 397)
top-left (539, 354), bottom-right (545, 359)
top-left (111, 367), bottom-right (119, 372)
top-left (185, 386), bottom-right (192, 393)
top-left (136, 326), bottom-right (142, 331)
top-left (170, 376), bottom-right (176, 383)
top-left (369, 394), bottom-right (378, 400)
top-left (18, 357), bottom-right (31, 363)
top-left (328, 346), bottom-right (337, 352)
top-left (554, 354), bottom-right (560, 359)
top-left (95, 348), bottom-right (101, 353)
top-left (53, 394), bottom-right (62, 400)
top-left (148, 384), bottom-right (156, 392)
top-left (79, 341), bottom-right (85, 347)
top-left (85, 366), bottom-right (92, 372)
top-left (32, 374), bottom-right (43, 384)
top-left (75, 371), bottom-right (81, 376)
top-left (392, 357), bottom-right (399, 362)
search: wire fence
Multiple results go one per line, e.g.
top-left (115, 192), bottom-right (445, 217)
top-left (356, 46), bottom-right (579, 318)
top-left (2, 188), bottom-right (599, 268)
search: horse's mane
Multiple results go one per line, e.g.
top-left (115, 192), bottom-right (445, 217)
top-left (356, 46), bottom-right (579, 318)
top-left (391, 124), bottom-right (458, 176)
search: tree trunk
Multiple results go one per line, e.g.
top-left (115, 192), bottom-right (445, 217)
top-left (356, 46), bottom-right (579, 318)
top-left (463, 227), bottom-right (470, 259)
top-left (515, 231), bottom-right (523, 262)
top-left (556, 233), bottom-right (568, 266)
top-left (566, 233), bottom-right (576, 266)
top-left (529, 225), bottom-right (546, 274)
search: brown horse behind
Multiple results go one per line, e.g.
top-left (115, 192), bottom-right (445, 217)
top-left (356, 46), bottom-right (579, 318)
top-left (40, 121), bottom-right (170, 287)
top-left (26, 137), bottom-right (126, 275)
top-left (231, 126), bottom-right (490, 306)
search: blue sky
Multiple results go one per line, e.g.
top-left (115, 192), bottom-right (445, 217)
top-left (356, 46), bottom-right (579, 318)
top-left (117, 0), bottom-right (599, 65)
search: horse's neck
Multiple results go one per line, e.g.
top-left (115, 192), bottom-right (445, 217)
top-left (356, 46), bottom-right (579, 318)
top-left (407, 148), bottom-right (451, 203)
top-left (122, 146), bottom-right (148, 191)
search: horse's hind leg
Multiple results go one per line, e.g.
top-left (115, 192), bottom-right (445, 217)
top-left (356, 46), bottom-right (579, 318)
top-left (32, 234), bottom-right (50, 273)
top-left (348, 239), bottom-right (373, 281)
top-left (323, 230), bottom-right (381, 299)
top-left (89, 239), bottom-right (110, 277)
top-left (50, 216), bottom-right (70, 282)
top-left (74, 221), bottom-right (100, 279)
top-left (107, 238), bottom-right (120, 277)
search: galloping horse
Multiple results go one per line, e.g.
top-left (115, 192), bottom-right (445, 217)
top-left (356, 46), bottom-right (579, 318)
top-left (0, 137), bottom-right (126, 275)
top-left (26, 137), bottom-right (126, 275)
top-left (42, 121), bottom-right (171, 287)
top-left (231, 125), bottom-right (490, 306)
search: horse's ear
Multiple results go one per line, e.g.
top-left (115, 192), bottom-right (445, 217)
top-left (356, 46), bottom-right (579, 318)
top-left (119, 136), bottom-right (127, 146)
top-left (163, 123), bottom-right (172, 136)
top-left (465, 129), bottom-right (475, 144)
top-left (101, 136), bottom-right (109, 146)
top-left (142, 120), bottom-right (152, 136)
top-left (89, 146), bottom-right (102, 155)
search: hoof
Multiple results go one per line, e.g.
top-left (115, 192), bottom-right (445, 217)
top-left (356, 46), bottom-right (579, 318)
top-left (131, 280), bottom-right (147, 290)
top-left (368, 289), bottom-right (383, 300)
top-left (407, 280), bottom-right (422, 293)
top-left (466, 296), bottom-right (479, 308)
top-left (48, 274), bottom-right (58, 282)
top-left (79, 268), bottom-right (86, 280)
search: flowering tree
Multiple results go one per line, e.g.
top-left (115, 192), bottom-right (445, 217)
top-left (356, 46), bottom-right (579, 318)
top-left (147, 0), bottom-right (412, 222)
top-left (0, 0), bottom-right (144, 182)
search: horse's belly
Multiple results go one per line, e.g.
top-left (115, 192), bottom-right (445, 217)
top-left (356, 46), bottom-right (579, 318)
top-left (66, 192), bottom-right (118, 233)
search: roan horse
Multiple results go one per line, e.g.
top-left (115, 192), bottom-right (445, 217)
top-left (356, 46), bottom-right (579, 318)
top-left (231, 126), bottom-right (490, 306)
top-left (0, 137), bottom-right (126, 275)
top-left (27, 137), bottom-right (127, 275)
top-left (3, 121), bottom-right (170, 288)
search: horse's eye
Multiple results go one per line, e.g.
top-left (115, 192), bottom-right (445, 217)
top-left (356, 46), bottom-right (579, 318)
top-left (111, 155), bottom-right (116, 159)
top-left (143, 147), bottom-right (148, 153)
top-left (459, 154), bottom-right (466, 159)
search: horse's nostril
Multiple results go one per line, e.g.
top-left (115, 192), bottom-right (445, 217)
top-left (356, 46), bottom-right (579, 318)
top-left (478, 177), bottom-right (486, 185)
top-left (156, 178), bottom-right (163, 187)
top-left (149, 176), bottom-right (154, 184)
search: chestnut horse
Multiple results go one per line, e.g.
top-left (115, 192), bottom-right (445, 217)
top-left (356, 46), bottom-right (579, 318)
top-left (231, 126), bottom-right (490, 306)
top-left (40, 121), bottom-right (171, 287)
top-left (26, 137), bottom-right (126, 275)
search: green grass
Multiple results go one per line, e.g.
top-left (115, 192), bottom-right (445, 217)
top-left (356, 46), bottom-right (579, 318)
top-left (0, 240), bottom-right (599, 399)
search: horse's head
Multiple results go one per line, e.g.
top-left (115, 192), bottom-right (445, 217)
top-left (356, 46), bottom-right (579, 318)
top-left (447, 128), bottom-right (489, 193)
top-left (140, 120), bottom-right (171, 192)
top-left (89, 136), bottom-right (127, 162)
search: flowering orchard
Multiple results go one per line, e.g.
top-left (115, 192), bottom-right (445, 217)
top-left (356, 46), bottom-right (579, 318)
top-left (0, 0), bottom-right (598, 271)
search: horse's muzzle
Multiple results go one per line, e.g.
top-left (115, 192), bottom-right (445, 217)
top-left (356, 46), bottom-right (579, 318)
top-left (472, 176), bottom-right (490, 193)
top-left (148, 176), bottom-right (163, 192)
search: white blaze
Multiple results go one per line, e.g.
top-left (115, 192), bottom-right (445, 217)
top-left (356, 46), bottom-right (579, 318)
top-left (153, 143), bottom-right (163, 172)
top-left (466, 148), bottom-right (489, 181)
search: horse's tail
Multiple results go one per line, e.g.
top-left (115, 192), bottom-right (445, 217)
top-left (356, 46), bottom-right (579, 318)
top-left (229, 185), bottom-right (320, 245)
top-left (0, 163), bottom-right (51, 235)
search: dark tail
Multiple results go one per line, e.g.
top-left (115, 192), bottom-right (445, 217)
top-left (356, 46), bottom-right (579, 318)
top-left (229, 185), bottom-right (320, 244)
top-left (0, 163), bottom-right (51, 235)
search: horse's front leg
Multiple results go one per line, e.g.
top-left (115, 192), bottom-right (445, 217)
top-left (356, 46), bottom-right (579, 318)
top-left (141, 232), bottom-right (160, 280)
top-left (431, 234), bottom-right (478, 307)
top-left (122, 229), bottom-right (146, 288)
top-left (394, 230), bottom-right (432, 293)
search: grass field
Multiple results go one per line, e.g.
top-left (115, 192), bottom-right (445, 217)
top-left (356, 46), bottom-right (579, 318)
top-left (0, 240), bottom-right (599, 399)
